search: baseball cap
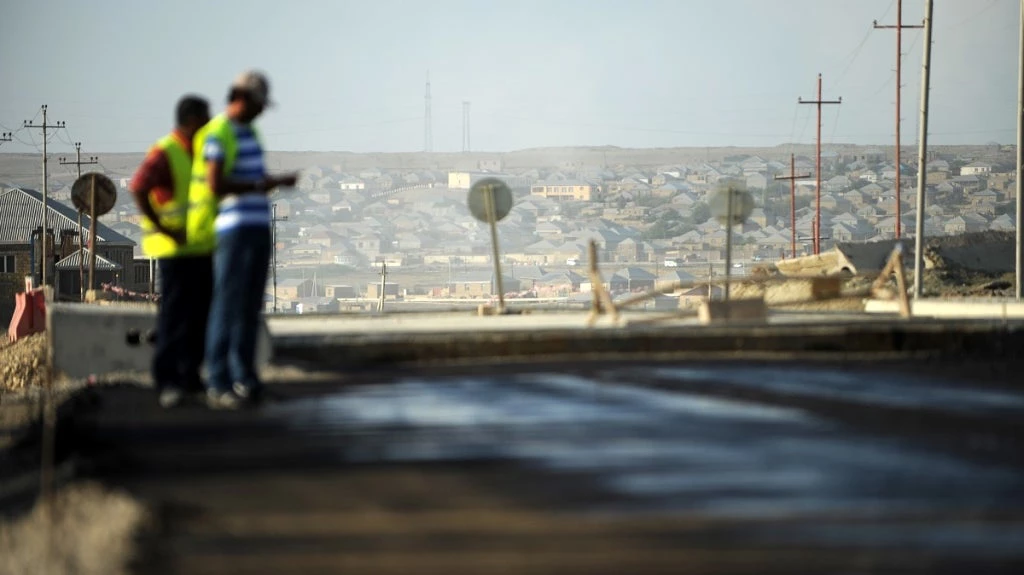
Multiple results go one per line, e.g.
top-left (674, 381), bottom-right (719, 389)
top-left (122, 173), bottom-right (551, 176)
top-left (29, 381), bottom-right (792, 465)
top-left (231, 69), bottom-right (274, 107)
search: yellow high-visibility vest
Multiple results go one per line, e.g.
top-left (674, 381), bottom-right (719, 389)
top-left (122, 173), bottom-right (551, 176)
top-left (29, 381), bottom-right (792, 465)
top-left (140, 133), bottom-right (201, 258)
top-left (187, 113), bottom-right (261, 252)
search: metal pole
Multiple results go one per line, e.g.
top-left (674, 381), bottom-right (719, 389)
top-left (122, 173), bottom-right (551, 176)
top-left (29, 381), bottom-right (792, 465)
top-left (378, 261), bottom-right (386, 312)
top-left (895, 0), bottom-right (903, 239)
top-left (790, 153), bottom-right (797, 258)
top-left (483, 183), bottom-right (506, 312)
top-left (724, 188), bottom-right (733, 303)
top-left (272, 203), bottom-right (278, 312)
top-left (914, 0), bottom-right (934, 299)
top-left (816, 75), bottom-right (822, 255)
top-left (1018, 0), bottom-right (1024, 300)
top-left (76, 145), bottom-right (84, 300)
top-left (77, 211), bottom-right (84, 300)
top-left (88, 175), bottom-right (97, 293)
top-left (41, 107), bottom-right (49, 286)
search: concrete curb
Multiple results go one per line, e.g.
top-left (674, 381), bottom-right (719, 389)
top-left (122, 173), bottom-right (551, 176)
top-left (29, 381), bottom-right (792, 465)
top-left (273, 318), bottom-right (1024, 368)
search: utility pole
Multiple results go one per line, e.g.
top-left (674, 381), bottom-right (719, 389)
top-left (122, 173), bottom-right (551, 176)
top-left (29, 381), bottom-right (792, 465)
top-left (378, 260), bottom-right (387, 312)
top-left (1018, 0), bottom-right (1023, 300)
top-left (424, 72), bottom-right (433, 153)
top-left (462, 101), bottom-right (471, 153)
top-left (60, 142), bottom-right (98, 301)
top-left (271, 203), bottom-right (288, 313)
top-left (913, 0), bottom-right (934, 299)
top-left (774, 153), bottom-right (811, 259)
top-left (875, 0), bottom-right (924, 240)
top-left (799, 74), bottom-right (841, 255)
top-left (24, 105), bottom-right (66, 287)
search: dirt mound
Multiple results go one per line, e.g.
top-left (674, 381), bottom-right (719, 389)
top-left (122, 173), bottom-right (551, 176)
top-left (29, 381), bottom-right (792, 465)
top-left (0, 483), bottom-right (145, 575)
top-left (0, 334), bottom-right (49, 391)
top-left (923, 231), bottom-right (1015, 275)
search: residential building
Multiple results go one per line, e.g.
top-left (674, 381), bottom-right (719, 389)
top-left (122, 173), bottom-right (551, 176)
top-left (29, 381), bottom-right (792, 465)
top-left (960, 161), bottom-right (993, 176)
top-left (1, 186), bottom-right (140, 322)
top-left (531, 180), bottom-right (596, 201)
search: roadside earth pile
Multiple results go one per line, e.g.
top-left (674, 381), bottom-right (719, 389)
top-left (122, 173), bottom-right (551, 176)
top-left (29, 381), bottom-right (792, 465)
top-left (731, 266), bottom-right (867, 311)
top-left (920, 231), bottom-right (1017, 297)
top-left (0, 333), bottom-right (49, 391)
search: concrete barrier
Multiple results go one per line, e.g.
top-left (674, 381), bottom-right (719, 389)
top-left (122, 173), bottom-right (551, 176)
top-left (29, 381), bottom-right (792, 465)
top-left (865, 299), bottom-right (1024, 320)
top-left (47, 303), bottom-right (272, 380)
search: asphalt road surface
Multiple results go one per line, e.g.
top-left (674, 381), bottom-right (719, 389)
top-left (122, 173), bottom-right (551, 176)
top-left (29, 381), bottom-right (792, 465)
top-left (64, 358), bottom-right (1024, 574)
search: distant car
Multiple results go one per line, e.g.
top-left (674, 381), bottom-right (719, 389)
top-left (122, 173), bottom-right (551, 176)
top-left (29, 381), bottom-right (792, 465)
top-left (664, 260), bottom-right (679, 267)
top-left (566, 258), bottom-right (579, 266)
top-left (732, 263), bottom-right (743, 268)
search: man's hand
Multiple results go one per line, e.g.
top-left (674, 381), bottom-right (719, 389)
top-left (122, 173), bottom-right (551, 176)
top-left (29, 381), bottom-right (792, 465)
top-left (269, 172), bottom-right (299, 190)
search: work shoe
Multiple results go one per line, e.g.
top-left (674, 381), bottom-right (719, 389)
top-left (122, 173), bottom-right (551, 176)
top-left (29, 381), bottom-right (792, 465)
top-left (158, 385), bottom-right (185, 409)
top-left (206, 389), bottom-right (242, 410)
top-left (232, 381), bottom-right (264, 404)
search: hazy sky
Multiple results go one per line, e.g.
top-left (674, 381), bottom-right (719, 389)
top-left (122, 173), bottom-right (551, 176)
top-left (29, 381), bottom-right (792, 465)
top-left (0, 0), bottom-right (1018, 154)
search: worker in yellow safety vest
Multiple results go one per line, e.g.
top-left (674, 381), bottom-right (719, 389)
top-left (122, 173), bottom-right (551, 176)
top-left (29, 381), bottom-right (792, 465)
top-left (192, 70), bottom-right (297, 410)
top-left (129, 95), bottom-right (212, 409)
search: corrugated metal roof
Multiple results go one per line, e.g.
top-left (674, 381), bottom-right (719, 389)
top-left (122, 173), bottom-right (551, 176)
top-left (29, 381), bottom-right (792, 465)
top-left (0, 185), bottom-right (135, 246)
top-left (55, 248), bottom-right (122, 271)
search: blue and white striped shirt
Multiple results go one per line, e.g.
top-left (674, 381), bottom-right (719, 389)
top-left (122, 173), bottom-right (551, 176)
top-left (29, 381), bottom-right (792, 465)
top-left (204, 121), bottom-right (269, 233)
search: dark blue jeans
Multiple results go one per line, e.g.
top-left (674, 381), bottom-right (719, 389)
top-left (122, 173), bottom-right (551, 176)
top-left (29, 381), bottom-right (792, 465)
top-left (153, 255), bottom-right (213, 391)
top-left (206, 225), bottom-right (271, 393)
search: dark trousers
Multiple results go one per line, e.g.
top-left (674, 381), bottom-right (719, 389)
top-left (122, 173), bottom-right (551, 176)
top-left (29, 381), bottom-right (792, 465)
top-left (206, 226), bottom-right (271, 392)
top-left (152, 255), bottom-right (213, 391)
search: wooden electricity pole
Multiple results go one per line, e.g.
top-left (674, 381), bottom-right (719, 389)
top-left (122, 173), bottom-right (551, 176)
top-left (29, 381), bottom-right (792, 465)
top-left (60, 143), bottom-right (98, 300)
top-left (875, 0), bottom-right (924, 240)
top-left (799, 75), bottom-right (841, 255)
top-left (774, 153), bottom-right (811, 259)
top-left (24, 106), bottom-right (66, 286)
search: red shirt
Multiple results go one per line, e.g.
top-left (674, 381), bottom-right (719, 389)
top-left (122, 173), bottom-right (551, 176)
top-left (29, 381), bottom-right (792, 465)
top-left (129, 130), bottom-right (193, 206)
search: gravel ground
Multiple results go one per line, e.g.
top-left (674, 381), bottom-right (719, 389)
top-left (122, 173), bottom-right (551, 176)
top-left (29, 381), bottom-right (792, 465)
top-left (0, 482), bottom-right (145, 575)
top-left (0, 335), bottom-right (49, 392)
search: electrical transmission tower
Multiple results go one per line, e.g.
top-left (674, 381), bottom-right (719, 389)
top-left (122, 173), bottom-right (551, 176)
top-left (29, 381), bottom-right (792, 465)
top-left (875, 0), bottom-right (923, 240)
top-left (798, 75), bottom-right (841, 255)
top-left (24, 105), bottom-right (66, 287)
top-left (60, 142), bottom-right (98, 301)
top-left (462, 101), bottom-right (471, 153)
top-left (424, 73), bottom-right (433, 153)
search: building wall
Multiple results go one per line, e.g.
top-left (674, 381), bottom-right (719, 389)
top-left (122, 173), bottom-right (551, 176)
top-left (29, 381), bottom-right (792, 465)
top-left (450, 282), bottom-right (491, 298)
top-left (961, 165), bottom-right (992, 176)
top-left (0, 246), bottom-right (32, 326)
top-left (530, 184), bottom-right (594, 201)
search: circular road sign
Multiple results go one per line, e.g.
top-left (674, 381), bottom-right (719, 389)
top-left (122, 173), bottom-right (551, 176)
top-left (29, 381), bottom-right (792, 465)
top-left (708, 186), bottom-right (754, 226)
top-left (71, 172), bottom-right (118, 216)
top-left (467, 177), bottom-right (513, 223)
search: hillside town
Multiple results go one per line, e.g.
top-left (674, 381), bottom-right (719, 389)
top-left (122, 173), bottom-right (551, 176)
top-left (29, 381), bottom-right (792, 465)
top-left (1, 144), bottom-right (1018, 316)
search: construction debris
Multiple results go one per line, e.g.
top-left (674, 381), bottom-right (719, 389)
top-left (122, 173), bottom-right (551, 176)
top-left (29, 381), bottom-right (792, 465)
top-left (0, 333), bottom-right (49, 392)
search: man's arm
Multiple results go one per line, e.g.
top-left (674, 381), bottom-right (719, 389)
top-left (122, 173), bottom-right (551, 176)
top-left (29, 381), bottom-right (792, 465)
top-left (129, 149), bottom-right (185, 244)
top-left (206, 159), bottom-right (297, 197)
top-left (203, 133), bottom-right (297, 197)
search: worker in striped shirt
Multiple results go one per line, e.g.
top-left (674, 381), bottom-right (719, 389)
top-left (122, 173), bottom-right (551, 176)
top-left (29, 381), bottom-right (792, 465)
top-left (196, 70), bottom-right (298, 408)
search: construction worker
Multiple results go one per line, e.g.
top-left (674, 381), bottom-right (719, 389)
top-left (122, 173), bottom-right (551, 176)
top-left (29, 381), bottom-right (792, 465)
top-left (129, 95), bottom-right (213, 408)
top-left (190, 70), bottom-right (297, 408)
